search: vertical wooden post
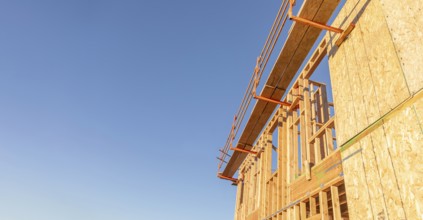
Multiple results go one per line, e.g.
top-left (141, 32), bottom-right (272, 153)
top-left (266, 133), bottom-right (272, 217)
top-left (319, 191), bottom-right (329, 220)
top-left (258, 138), bottom-right (266, 219)
top-left (300, 202), bottom-right (307, 219)
top-left (326, 127), bottom-right (334, 153)
top-left (245, 169), bottom-right (250, 215)
top-left (299, 79), bottom-right (307, 177)
top-left (280, 110), bottom-right (288, 219)
top-left (294, 205), bottom-right (301, 220)
top-left (314, 89), bottom-right (323, 163)
top-left (319, 85), bottom-right (330, 123)
top-left (319, 85), bottom-right (330, 159)
top-left (234, 174), bottom-right (242, 220)
top-left (302, 77), bottom-right (315, 169)
top-left (293, 109), bottom-right (299, 179)
top-left (287, 94), bottom-right (295, 184)
top-left (310, 196), bottom-right (317, 216)
top-left (331, 186), bottom-right (342, 220)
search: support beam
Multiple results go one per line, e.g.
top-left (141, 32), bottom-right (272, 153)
top-left (221, 0), bottom-right (341, 178)
top-left (217, 173), bottom-right (239, 183)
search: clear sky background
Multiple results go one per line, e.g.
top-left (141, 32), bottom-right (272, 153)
top-left (0, 0), bottom-right (333, 220)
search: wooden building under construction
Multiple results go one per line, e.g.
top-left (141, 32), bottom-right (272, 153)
top-left (216, 0), bottom-right (422, 219)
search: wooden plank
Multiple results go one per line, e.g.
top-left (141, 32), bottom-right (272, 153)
top-left (320, 84), bottom-right (333, 156)
top-left (246, 209), bottom-right (259, 220)
top-left (259, 140), bottom-right (267, 219)
top-left (293, 205), bottom-right (300, 220)
top-left (300, 202), bottom-right (307, 220)
top-left (299, 78), bottom-right (308, 176)
top-left (278, 112), bottom-right (288, 219)
top-left (310, 196), bottom-right (317, 216)
top-left (222, 0), bottom-right (340, 177)
top-left (314, 88), bottom-right (327, 160)
top-left (302, 78), bottom-right (315, 165)
top-left (325, 128), bottom-right (334, 154)
top-left (293, 106), bottom-right (299, 179)
top-left (290, 150), bottom-right (343, 201)
top-left (309, 84), bottom-right (321, 164)
top-left (306, 213), bottom-right (321, 220)
top-left (288, 101), bottom-right (296, 184)
top-left (330, 186), bottom-right (342, 220)
top-left (308, 117), bottom-right (334, 143)
top-left (319, 191), bottom-right (329, 220)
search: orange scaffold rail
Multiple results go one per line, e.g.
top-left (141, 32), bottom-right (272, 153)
top-left (216, 0), bottom-right (292, 182)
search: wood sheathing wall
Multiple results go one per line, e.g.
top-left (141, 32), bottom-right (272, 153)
top-left (327, 0), bottom-right (423, 219)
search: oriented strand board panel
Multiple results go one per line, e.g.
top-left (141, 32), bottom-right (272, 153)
top-left (382, 98), bottom-right (423, 219)
top-left (328, 0), bottom-right (410, 145)
top-left (369, 127), bottom-right (407, 219)
top-left (415, 95), bottom-right (423, 125)
top-left (342, 38), bottom-right (369, 133)
top-left (328, 37), bottom-right (358, 146)
top-left (340, 143), bottom-right (373, 219)
top-left (223, 0), bottom-right (340, 177)
top-left (347, 10), bottom-right (382, 126)
top-left (356, 0), bottom-right (410, 115)
top-left (357, 135), bottom-right (390, 219)
top-left (378, 0), bottom-right (423, 94)
top-left (327, 0), bottom-right (422, 219)
top-left (336, 1), bottom-right (407, 218)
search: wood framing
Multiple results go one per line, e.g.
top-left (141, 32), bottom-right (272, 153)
top-left (222, 0), bottom-right (340, 178)
top-left (220, 0), bottom-right (423, 219)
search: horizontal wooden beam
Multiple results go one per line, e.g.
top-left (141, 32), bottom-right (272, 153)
top-left (222, 0), bottom-right (340, 178)
top-left (309, 117), bottom-right (335, 143)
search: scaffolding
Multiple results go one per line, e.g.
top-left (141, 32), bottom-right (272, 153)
top-left (216, 0), bottom-right (423, 219)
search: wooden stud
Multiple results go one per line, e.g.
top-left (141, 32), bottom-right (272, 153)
top-left (319, 191), bottom-right (329, 220)
top-left (331, 186), bottom-right (342, 220)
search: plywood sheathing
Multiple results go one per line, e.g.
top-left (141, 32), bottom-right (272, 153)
top-left (378, 0), bottom-right (423, 94)
top-left (222, 0), bottom-right (340, 177)
top-left (328, 0), bottom-right (410, 147)
top-left (327, 0), bottom-right (423, 218)
top-left (382, 98), bottom-right (423, 219)
top-left (329, 2), bottom-right (390, 219)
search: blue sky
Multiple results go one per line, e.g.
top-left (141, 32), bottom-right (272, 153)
top-left (0, 0), bottom-right (280, 219)
top-left (0, 0), bottom-right (334, 219)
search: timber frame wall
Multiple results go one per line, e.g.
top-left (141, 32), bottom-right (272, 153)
top-left (229, 0), bottom-right (423, 219)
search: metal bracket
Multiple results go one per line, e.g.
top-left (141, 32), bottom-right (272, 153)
top-left (217, 173), bottom-right (239, 183)
top-left (252, 56), bottom-right (292, 107)
top-left (253, 94), bottom-right (292, 107)
top-left (230, 147), bottom-right (258, 155)
top-left (288, 0), bottom-right (355, 46)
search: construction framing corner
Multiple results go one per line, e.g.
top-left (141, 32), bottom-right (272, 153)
top-left (217, 0), bottom-right (423, 219)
